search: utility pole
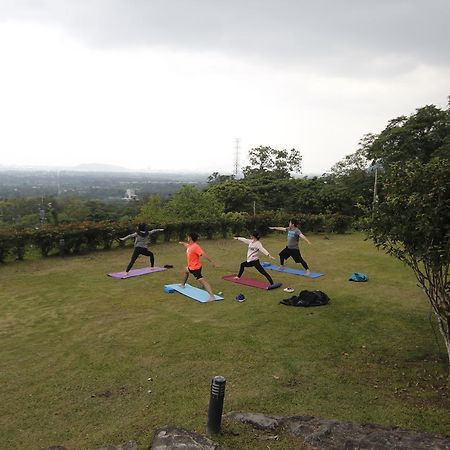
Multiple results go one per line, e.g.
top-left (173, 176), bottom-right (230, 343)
top-left (39, 195), bottom-right (46, 226)
top-left (373, 166), bottom-right (378, 206)
top-left (372, 160), bottom-right (380, 208)
top-left (57, 170), bottom-right (61, 196)
top-left (234, 138), bottom-right (240, 179)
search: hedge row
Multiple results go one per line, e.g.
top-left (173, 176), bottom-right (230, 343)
top-left (0, 213), bottom-right (353, 262)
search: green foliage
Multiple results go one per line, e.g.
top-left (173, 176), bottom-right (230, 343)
top-left (368, 159), bottom-right (449, 268)
top-left (363, 104), bottom-right (450, 166)
top-left (0, 196), bottom-right (143, 227)
top-left (322, 147), bottom-right (374, 215)
top-left (205, 180), bottom-right (256, 213)
top-left (138, 195), bottom-right (167, 224)
top-left (244, 174), bottom-right (298, 211)
top-left (242, 145), bottom-right (302, 178)
top-left (0, 212), bottom-right (353, 263)
top-left (363, 100), bottom-right (450, 371)
top-left (207, 172), bottom-right (235, 184)
top-left (163, 185), bottom-right (225, 221)
top-left (0, 231), bottom-right (15, 262)
top-left (205, 168), bottom-right (371, 219)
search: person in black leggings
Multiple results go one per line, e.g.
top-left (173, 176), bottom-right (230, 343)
top-left (120, 223), bottom-right (164, 276)
top-left (233, 231), bottom-right (276, 285)
top-left (269, 218), bottom-right (311, 274)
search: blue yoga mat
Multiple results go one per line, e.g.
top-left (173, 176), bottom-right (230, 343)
top-left (164, 283), bottom-right (224, 303)
top-left (261, 262), bottom-right (324, 278)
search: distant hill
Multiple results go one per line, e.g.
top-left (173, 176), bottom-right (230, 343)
top-left (72, 163), bottom-right (131, 172)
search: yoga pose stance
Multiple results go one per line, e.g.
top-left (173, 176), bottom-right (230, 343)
top-left (120, 223), bottom-right (164, 276)
top-left (233, 231), bottom-right (276, 285)
top-left (179, 232), bottom-right (216, 302)
top-left (269, 219), bottom-right (311, 274)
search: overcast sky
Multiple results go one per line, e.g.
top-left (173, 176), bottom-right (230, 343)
top-left (0, 1), bottom-right (448, 175)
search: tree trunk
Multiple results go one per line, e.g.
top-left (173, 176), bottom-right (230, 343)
top-left (411, 259), bottom-right (450, 379)
top-left (435, 314), bottom-right (450, 381)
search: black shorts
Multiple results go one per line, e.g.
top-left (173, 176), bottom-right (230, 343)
top-left (188, 268), bottom-right (203, 279)
top-left (279, 246), bottom-right (302, 263)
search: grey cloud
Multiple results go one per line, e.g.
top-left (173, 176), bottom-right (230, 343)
top-left (1, 0), bottom-right (449, 75)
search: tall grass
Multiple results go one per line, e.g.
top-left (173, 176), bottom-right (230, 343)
top-left (0, 233), bottom-right (448, 449)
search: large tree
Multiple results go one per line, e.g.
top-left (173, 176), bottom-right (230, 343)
top-left (322, 147), bottom-right (375, 215)
top-left (242, 145), bottom-right (302, 178)
top-left (163, 185), bottom-right (224, 221)
top-left (205, 180), bottom-right (256, 213)
top-left (363, 101), bottom-right (450, 374)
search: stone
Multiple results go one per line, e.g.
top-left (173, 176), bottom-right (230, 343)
top-left (151, 426), bottom-right (218, 450)
top-left (227, 412), bottom-right (450, 450)
top-left (98, 440), bottom-right (138, 450)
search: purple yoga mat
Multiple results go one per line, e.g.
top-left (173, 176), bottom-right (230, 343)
top-left (223, 274), bottom-right (273, 290)
top-left (108, 266), bottom-right (167, 279)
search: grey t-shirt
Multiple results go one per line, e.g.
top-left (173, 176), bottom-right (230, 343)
top-left (124, 230), bottom-right (159, 248)
top-left (286, 227), bottom-right (301, 249)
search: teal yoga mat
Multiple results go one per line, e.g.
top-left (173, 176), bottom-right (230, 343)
top-left (164, 283), bottom-right (224, 303)
top-left (261, 262), bottom-right (324, 278)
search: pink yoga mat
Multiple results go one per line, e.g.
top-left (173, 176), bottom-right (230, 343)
top-left (108, 266), bottom-right (166, 279)
top-left (223, 274), bottom-right (281, 290)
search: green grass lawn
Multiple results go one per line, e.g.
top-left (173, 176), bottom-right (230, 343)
top-left (0, 233), bottom-right (449, 449)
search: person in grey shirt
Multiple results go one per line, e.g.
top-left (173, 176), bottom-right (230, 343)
top-left (120, 223), bottom-right (164, 276)
top-left (269, 218), bottom-right (311, 274)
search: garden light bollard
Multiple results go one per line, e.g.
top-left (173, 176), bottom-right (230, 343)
top-left (207, 375), bottom-right (226, 434)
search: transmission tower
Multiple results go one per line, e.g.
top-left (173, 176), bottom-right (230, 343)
top-left (234, 138), bottom-right (240, 178)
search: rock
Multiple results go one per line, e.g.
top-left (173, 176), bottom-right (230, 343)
top-left (227, 412), bottom-right (450, 450)
top-left (98, 440), bottom-right (138, 450)
top-left (225, 412), bottom-right (283, 430)
top-left (151, 426), bottom-right (218, 450)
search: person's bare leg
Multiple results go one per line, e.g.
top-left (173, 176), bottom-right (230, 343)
top-left (180, 269), bottom-right (189, 288)
top-left (199, 278), bottom-right (215, 301)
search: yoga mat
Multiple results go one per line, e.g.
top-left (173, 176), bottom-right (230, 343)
top-left (108, 266), bottom-right (167, 279)
top-left (261, 262), bottom-right (324, 278)
top-left (164, 283), bottom-right (224, 303)
top-left (223, 274), bottom-right (282, 290)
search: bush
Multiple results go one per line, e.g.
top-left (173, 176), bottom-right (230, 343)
top-left (0, 212), bottom-right (354, 262)
top-left (0, 231), bottom-right (15, 262)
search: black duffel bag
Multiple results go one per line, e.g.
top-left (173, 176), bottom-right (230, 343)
top-left (280, 290), bottom-right (330, 307)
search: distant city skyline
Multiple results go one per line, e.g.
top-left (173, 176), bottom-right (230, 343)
top-left (0, 1), bottom-right (448, 175)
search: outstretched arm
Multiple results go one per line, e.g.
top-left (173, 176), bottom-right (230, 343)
top-left (233, 237), bottom-right (251, 244)
top-left (259, 244), bottom-right (276, 260)
top-left (202, 252), bottom-right (217, 267)
top-left (119, 232), bottom-right (136, 241)
top-left (269, 226), bottom-right (286, 232)
top-left (300, 233), bottom-right (311, 245)
top-left (150, 228), bottom-right (165, 234)
top-left (178, 241), bottom-right (189, 248)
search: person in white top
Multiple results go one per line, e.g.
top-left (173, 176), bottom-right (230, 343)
top-left (233, 231), bottom-right (276, 285)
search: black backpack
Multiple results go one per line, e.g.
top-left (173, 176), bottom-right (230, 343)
top-left (280, 290), bottom-right (330, 307)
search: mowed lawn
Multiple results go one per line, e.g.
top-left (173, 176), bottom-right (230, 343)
top-left (0, 233), bottom-right (449, 449)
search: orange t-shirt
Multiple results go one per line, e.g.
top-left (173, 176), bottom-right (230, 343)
top-left (186, 242), bottom-right (203, 270)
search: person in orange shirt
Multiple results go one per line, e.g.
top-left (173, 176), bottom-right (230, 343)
top-left (179, 232), bottom-right (216, 301)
